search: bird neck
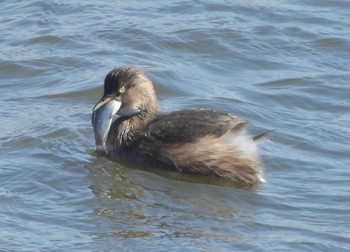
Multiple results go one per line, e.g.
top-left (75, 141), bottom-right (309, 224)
top-left (107, 105), bottom-right (157, 152)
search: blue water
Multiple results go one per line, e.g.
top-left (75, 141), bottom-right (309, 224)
top-left (1, 1), bottom-right (350, 251)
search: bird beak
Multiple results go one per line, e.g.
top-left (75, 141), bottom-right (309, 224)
top-left (92, 96), bottom-right (121, 153)
top-left (93, 95), bottom-right (117, 112)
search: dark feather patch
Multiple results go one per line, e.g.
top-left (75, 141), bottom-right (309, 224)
top-left (253, 129), bottom-right (275, 143)
top-left (142, 108), bottom-right (246, 143)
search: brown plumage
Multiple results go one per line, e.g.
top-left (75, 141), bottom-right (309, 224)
top-left (92, 66), bottom-right (267, 185)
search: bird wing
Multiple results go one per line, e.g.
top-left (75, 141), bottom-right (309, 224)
top-left (141, 108), bottom-right (247, 144)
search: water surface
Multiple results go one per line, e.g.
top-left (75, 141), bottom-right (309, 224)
top-left (1, 1), bottom-right (350, 251)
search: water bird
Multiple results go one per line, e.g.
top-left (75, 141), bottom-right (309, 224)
top-left (92, 66), bottom-right (269, 185)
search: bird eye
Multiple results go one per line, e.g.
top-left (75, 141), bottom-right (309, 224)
top-left (119, 86), bottom-right (126, 94)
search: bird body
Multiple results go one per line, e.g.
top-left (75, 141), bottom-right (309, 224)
top-left (92, 66), bottom-right (267, 185)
